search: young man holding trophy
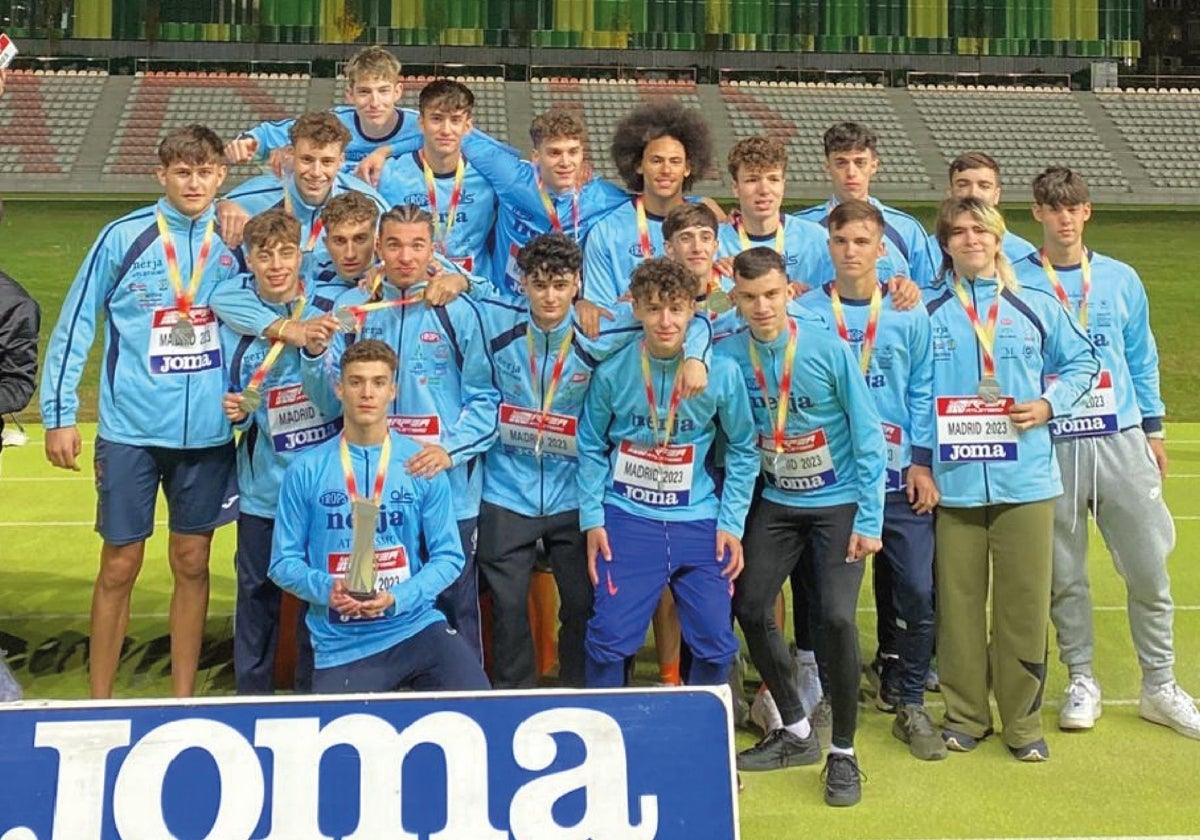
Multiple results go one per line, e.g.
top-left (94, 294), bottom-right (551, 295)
top-left (269, 339), bottom-right (489, 693)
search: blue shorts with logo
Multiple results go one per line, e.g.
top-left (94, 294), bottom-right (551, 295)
top-left (93, 437), bottom-right (237, 545)
top-left (585, 503), bottom-right (738, 667)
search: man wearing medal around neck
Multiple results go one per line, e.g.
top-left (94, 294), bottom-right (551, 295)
top-left (476, 233), bottom-right (713, 689)
top-left (797, 200), bottom-right (942, 760)
top-left (717, 247), bottom-right (886, 807)
top-left (219, 112), bottom-right (387, 274)
top-left (374, 80), bottom-right (498, 282)
top-left (41, 125), bottom-right (241, 699)
top-left (1015, 168), bottom-right (1200, 740)
top-left (218, 210), bottom-right (341, 694)
top-left (925, 197), bottom-right (1098, 762)
top-left (270, 339), bottom-right (489, 693)
top-left (302, 204), bottom-right (500, 664)
top-left (576, 257), bottom-right (758, 692)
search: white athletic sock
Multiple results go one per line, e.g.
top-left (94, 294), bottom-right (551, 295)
top-left (829, 744), bottom-right (854, 757)
top-left (784, 718), bottom-right (812, 739)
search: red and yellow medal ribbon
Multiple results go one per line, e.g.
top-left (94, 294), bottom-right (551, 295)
top-left (339, 431), bottom-right (392, 506)
top-left (156, 210), bottom-right (215, 323)
top-left (747, 318), bottom-right (798, 455)
top-left (830, 284), bottom-right (884, 375)
top-left (421, 151), bottom-right (465, 253)
top-left (734, 211), bottom-right (786, 254)
top-left (952, 279), bottom-right (1001, 379)
top-left (526, 325), bottom-right (575, 450)
top-left (536, 171), bottom-right (580, 241)
top-left (635, 196), bottom-right (653, 259)
top-left (281, 189), bottom-right (325, 252)
top-left (640, 342), bottom-right (684, 450)
top-left (245, 294), bottom-right (307, 393)
top-left (1041, 249), bottom-right (1091, 331)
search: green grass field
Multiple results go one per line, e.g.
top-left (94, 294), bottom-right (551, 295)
top-left (2, 199), bottom-right (1199, 837)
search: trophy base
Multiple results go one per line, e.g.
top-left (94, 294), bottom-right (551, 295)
top-left (348, 589), bottom-right (378, 602)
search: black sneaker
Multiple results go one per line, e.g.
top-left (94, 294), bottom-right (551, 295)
top-left (893, 704), bottom-right (948, 761)
top-left (821, 753), bottom-right (864, 807)
top-left (736, 727), bottom-right (822, 771)
top-left (875, 656), bottom-right (901, 713)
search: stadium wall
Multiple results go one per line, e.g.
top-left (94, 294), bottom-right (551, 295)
top-left (4, 0), bottom-right (1142, 58)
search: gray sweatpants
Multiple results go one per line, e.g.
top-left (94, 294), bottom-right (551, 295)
top-left (1051, 427), bottom-right (1177, 686)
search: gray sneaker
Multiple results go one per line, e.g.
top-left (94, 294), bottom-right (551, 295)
top-left (821, 753), bottom-right (864, 807)
top-left (736, 726), bottom-right (822, 771)
top-left (893, 704), bottom-right (948, 761)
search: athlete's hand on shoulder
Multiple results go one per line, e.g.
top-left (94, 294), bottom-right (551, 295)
top-left (223, 392), bottom-right (249, 423)
top-left (216, 199), bottom-right (251, 249)
top-left (713, 256), bottom-right (735, 278)
top-left (1149, 437), bottom-right (1169, 479)
top-left (268, 146), bottom-right (292, 179)
top-left (1009, 398), bottom-right (1052, 431)
top-left (678, 358), bottom-right (709, 400)
top-left (356, 146), bottom-right (392, 187)
top-left (45, 426), bottom-right (82, 471)
top-left (846, 533), bottom-right (882, 563)
top-left (906, 465), bottom-right (939, 514)
top-left (887, 275), bottom-right (921, 311)
top-left (423, 271), bottom-right (468, 306)
top-left (405, 444), bottom-right (452, 478)
top-left (585, 527), bottom-right (612, 586)
top-left (223, 135), bottom-right (258, 164)
top-left (573, 299), bottom-right (612, 340)
top-left (716, 530), bottom-right (744, 580)
top-left (788, 281), bottom-right (810, 299)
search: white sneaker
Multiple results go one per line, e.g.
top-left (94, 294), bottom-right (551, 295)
top-left (1140, 682), bottom-right (1200, 740)
top-left (1058, 675), bottom-right (1102, 730)
top-left (749, 685), bottom-right (783, 735)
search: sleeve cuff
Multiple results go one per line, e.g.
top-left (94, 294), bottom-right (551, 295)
top-left (579, 507), bottom-right (605, 532)
top-left (910, 446), bottom-right (933, 468)
top-left (1142, 416), bottom-right (1164, 435)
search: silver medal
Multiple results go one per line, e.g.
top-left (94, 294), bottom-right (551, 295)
top-left (240, 387), bottom-right (262, 413)
top-left (335, 307), bottom-right (360, 333)
top-left (170, 317), bottom-right (195, 343)
top-left (977, 375), bottom-right (1002, 405)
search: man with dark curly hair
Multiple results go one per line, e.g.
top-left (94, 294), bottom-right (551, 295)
top-left (582, 102), bottom-right (716, 308)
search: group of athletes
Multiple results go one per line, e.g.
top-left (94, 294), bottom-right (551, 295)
top-left (35, 45), bottom-right (1199, 807)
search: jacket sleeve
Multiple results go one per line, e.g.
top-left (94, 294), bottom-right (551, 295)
top-left (39, 225), bottom-right (120, 429)
top-left (1041, 298), bottom-right (1100, 417)
top-left (442, 302), bottom-right (501, 465)
top-left (836, 342), bottom-right (887, 539)
top-left (268, 459), bottom-right (335, 607)
top-left (1122, 269), bottom-right (1166, 432)
top-left (581, 223), bottom-right (623, 308)
top-left (391, 471), bottom-right (467, 615)
top-left (576, 364), bottom-right (614, 531)
top-left (0, 290), bottom-right (41, 416)
top-left (210, 274), bottom-right (277, 337)
top-left (461, 130), bottom-right (534, 199)
top-left (714, 363), bottom-right (760, 539)
top-left (299, 333), bottom-right (345, 420)
top-left (907, 313), bottom-right (935, 464)
top-left (242, 119), bottom-right (295, 158)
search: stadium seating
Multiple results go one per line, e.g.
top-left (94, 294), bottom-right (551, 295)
top-left (102, 72), bottom-right (311, 178)
top-left (333, 74), bottom-right (509, 143)
top-left (0, 70), bottom-right (107, 177)
top-left (910, 84), bottom-right (1129, 190)
top-left (1095, 88), bottom-right (1200, 189)
top-left (719, 80), bottom-right (930, 187)
top-left (529, 77), bottom-right (718, 183)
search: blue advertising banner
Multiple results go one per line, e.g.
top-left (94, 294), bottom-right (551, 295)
top-left (0, 687), bottom-right (739, 840)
